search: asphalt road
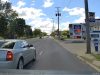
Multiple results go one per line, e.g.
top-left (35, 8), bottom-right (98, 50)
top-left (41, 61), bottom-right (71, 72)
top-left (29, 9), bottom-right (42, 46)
top-left (25, 37), bottom-right (96, 73)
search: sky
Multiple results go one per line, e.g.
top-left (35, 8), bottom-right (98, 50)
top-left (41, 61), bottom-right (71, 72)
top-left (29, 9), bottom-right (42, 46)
top-left (1, 0), bottom-right (100, 34)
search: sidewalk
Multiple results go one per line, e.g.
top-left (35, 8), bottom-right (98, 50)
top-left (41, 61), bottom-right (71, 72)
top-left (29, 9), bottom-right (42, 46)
top-left (54, 39), bottom-right (100, 72)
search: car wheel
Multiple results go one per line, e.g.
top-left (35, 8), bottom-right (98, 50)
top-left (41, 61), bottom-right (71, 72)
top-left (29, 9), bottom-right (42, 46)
top-left (17, 59), bottom-right (24, 69)
top-left (33, 50), bottom-right (36, 61)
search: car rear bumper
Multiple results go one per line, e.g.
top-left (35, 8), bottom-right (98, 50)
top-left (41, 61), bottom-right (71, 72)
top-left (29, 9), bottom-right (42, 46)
top-left (0, 61), bottom-right (15, 69)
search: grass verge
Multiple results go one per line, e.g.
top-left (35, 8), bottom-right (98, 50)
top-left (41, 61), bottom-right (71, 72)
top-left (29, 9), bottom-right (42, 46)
top-left (80, 56), bottom-right (94, 63)
top-left (92, 54), bottom-right (100, 61)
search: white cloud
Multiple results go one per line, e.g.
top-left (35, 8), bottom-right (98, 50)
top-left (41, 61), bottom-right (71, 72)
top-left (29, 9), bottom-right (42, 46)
top-left (63, 7), bottom-right (85, 23)
top-left (63, 7), bottom-right (85, 17)
top-left (12, 6), bottom-right (46, 20)
top-left (43, 0), bottom-right (54, 8)
top-left (2, 0), bottom-right (10, 2)
top-left (60, 22), bottom-right (70, 31)
top-left (12, 1), bottom-right (70, 34)
top-left (29, 18), bottom-right (54, 34)
top-left (17, 0), bottom-right (26, 8)
top-left (31, 0), bottom-right (35, 6)
top-left (12, 2), bottom-right (53, 34)
top-left (74, 16), bottom-right (85, 23)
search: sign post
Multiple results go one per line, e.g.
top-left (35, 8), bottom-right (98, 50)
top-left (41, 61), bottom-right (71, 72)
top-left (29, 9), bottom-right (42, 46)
top-left (89, 12), bottom-right (95, 22)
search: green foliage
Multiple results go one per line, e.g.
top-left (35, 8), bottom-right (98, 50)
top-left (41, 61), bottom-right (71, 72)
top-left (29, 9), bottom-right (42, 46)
top-left (61, 30), bottom-right (69, 36)
top-left (0, 1), bottom-right (33, 39)
top-left (92, 54), bottom-right (100, 61)
top-left (42, 32), bottom-right (47, 36)
top-left (14, 18), bottom-right (26, 37)
top-left (0, 1), bottom-right (18, 38)
top-left (0, 15), bottom-right (7, 38)
top-left (61, 30), bottom-right (70, 39)
top-left (50, 30), bottom-right (70, 38)
top-left (50, 32), bottom-right (55, 37)
top-left (8, 10), bottom-right (18, 20)
top-left (33, 29), bottom-right (42, 37)
top-left (24, 25), bottom-right (33, 37)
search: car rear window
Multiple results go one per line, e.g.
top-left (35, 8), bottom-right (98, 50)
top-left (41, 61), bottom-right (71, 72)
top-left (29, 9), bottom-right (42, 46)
top-left (0, 41), bottom-right (7, 47)
top-left (0, 41), bottom-right (15, 49)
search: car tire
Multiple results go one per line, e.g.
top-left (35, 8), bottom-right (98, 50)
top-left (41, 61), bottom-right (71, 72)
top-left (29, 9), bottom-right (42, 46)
top-left (32, 50), bottom-right (36, 61)
top-left (17, 58), bottom-right (24, 69)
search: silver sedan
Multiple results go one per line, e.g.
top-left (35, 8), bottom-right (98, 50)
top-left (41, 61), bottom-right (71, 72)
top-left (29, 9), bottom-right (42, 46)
top-left (0, 39), bottom-right (36, 69)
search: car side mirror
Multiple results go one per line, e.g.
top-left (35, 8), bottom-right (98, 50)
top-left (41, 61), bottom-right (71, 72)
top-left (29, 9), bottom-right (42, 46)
top-left (28, 44), bottom-right (33, 47)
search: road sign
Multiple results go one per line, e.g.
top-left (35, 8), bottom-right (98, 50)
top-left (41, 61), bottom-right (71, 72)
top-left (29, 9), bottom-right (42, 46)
top-left (89, 12), bottom-right (95, 22)
top-left (89, 18), bottom-right (95, 22)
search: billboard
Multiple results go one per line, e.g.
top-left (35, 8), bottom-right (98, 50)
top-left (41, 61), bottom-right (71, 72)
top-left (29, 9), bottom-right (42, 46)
top-left (74, 25), bottom-right (81, 35)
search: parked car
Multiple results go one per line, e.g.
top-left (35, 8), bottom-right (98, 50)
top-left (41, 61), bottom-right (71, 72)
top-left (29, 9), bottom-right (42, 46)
top-left (0, 39), bottom-right (36, 69)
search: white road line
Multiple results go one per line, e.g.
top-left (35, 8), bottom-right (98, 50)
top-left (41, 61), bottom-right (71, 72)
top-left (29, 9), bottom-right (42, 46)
top-left (39, 51), bottom-right (43, 56)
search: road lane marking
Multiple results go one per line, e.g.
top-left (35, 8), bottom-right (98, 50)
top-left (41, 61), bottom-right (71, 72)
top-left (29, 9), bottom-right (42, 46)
top-left (39, 51), bottom-right (43, 56)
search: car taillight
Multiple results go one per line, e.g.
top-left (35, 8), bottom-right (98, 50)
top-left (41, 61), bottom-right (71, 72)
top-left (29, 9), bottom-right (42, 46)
top-left (6, 51), bottom-right (13, 61)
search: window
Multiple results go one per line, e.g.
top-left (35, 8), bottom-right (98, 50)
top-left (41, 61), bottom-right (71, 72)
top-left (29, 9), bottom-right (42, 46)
top-left (14, 41), bottom-right (23, 49)
top-left (22, 41), bottom-right (29, 48)
top-left (1, 42), bottom-right (15, 49)
top-left (91, 34), bottom-right (99, 38)
top-left (0, 41), bottom-right (7, 47)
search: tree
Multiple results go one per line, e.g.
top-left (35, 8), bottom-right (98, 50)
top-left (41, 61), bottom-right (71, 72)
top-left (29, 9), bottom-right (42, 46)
top-left (0, 15), bottom-right (7, 38)
top-left (50, 29), bottom-right (58, 37)
top-left (50, 32), bottom-right (55, 37)
top-left (61, 30), bottom-right (69, 36)
top-left (7, 11), bottom-right (18, 38)
top-left (14, 18), bottom-right (26, 37)
top-left (61, 30), bottom-right (70, 38)
top-left (0, 1), bottom-right (18, 38)
top-left (33, 29), bottom-right (42, 37)
top-left (24, 25), bottom-right (33, 37)
top-left (42, 32), bottom-right (47, 36)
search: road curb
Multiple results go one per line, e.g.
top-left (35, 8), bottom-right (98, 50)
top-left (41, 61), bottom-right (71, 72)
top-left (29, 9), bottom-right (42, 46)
top-left (77, 56), bottom-right (100, 72)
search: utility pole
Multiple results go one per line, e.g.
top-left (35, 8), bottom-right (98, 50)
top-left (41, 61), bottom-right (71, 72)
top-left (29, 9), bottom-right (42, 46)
top-left (55, 7), bottom-right (61, 39)
top-left (84, 0), bottom-right (91, 53)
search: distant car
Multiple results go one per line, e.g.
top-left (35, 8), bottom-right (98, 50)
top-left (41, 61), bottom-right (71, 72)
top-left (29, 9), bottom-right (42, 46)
top-left (0, 39), bottom-right (36, 69)
top-left (39, 36), bottom-right (42, 39)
